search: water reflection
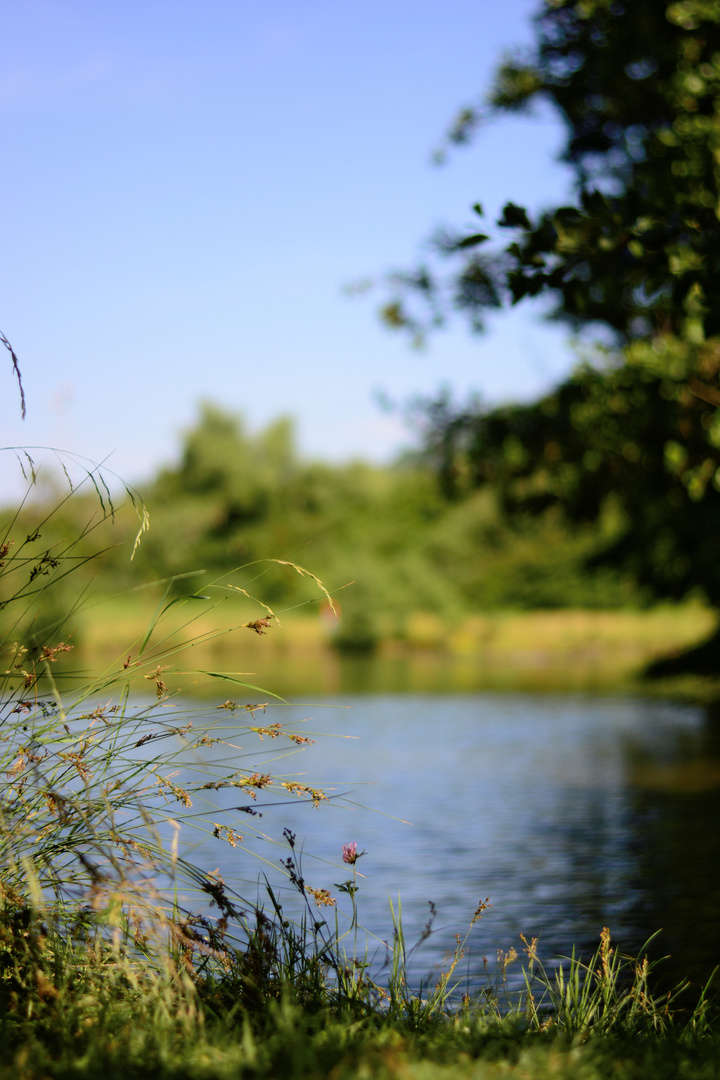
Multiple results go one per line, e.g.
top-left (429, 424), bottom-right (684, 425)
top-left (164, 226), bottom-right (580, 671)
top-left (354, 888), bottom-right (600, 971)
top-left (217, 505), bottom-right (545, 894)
top-left (620, 702), bottom-right (720, 991)
top-left (183, 693), bottom-right (720, 994)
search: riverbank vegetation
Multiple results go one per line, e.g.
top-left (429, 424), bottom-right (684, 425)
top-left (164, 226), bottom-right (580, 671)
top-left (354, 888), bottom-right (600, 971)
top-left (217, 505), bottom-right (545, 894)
top-left (0, 459), bottom-right (718, 1078)
top-left (4, 905), bottom-right (720, 1080)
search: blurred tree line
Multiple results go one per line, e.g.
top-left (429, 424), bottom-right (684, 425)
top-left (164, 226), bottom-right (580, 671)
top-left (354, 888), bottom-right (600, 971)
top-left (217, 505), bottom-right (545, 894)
top-left (1, 403), bottom-right (649, 654)
top-left (132, 402), bottom-right (641, 623)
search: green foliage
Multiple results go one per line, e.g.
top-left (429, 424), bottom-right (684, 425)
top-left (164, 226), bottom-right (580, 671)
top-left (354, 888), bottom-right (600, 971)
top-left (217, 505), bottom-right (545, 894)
top-left (0, 452), bottom-right (148, 655)
top-left (520, 927), bottom-right (707, 1038)
top-left (121, 403), bottom-right (646, 623)
top-left (0, 405), bottom-right (657, 631)
top-left (386, 0), bottom-right (720, 342)
top-left (2, 876), bottom-right (719, 1080)
top-left (418, 349), bottom-right (720, 605)
top-left (377, 0), bottom-right (720, 625)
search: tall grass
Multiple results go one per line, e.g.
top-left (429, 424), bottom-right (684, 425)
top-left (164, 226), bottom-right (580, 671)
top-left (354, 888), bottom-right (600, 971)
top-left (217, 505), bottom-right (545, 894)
top-left (0, 451), bottom-right (345, 1042)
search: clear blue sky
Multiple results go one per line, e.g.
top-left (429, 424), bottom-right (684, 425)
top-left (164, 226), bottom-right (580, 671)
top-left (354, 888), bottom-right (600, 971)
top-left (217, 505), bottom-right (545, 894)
top-left (2, 0), bottom-right (576, 492)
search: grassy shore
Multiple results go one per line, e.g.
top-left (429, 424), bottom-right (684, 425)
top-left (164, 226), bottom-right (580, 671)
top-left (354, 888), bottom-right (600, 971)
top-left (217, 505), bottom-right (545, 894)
top-left (4, 560), bottom-right (720, 1075)
top-left (7, 1009), bottom-right (720, 1080)
top-left (72, 594), bottom-right (718, 697)
top-left (3, 905), bottom-right (719, 1080)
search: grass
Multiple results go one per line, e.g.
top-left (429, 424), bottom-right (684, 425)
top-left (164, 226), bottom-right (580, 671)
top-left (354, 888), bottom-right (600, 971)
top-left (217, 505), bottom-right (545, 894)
top-left (2, 898), bottom-right (720, 1079)
top-left (1, 450), bottom-right (720, 1078)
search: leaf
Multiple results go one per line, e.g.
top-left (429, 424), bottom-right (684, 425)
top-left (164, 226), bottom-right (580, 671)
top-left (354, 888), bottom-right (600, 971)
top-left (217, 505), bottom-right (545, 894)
top-left (192, 671), bottom-right (288, 702)
top-left (497, 202), bottom-right (532, 230)
top-left (455, 232), bottom-right (490, 250)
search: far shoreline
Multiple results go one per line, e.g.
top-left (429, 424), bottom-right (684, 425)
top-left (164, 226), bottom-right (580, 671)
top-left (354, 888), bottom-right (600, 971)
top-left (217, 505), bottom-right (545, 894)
top-left (65, 598), bottom-right (720, 702)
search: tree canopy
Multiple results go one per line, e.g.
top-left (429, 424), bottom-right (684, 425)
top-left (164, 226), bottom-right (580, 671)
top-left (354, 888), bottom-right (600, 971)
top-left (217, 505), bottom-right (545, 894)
top-left (383, 0), bottom-right (720, 632)
top-left (385, 0), bottom-right (720, 345)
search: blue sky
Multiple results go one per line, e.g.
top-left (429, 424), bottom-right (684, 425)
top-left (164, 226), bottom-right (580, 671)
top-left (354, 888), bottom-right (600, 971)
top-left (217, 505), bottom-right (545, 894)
top-left (1, 0), bottom-right (577, 493)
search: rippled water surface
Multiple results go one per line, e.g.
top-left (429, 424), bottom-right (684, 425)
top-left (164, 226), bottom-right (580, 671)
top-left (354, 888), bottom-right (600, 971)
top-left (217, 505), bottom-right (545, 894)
top-left (184, 693), bottom-right (720, 992)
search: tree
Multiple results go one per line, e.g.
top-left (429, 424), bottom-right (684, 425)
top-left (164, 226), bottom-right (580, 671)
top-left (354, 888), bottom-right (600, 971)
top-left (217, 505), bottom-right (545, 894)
top-left (382, 0), bottom-right (720, 669)
top-left (385, 0), bottom-right (720, 343)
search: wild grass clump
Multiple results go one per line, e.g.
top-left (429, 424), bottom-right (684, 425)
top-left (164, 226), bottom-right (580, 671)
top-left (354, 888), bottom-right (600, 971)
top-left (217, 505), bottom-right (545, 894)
top-left (0, 451), bottom-right (341, 1054)
top-left (519, 927), bottom-right (717, 1039)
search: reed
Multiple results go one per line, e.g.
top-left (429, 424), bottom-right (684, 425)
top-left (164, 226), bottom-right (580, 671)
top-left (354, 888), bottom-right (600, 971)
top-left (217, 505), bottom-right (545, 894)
top-left (0, 450), bottom-right (339, 1052)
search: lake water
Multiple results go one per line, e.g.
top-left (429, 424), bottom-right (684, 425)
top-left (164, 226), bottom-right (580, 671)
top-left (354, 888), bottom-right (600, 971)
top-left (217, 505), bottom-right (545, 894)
top-left (177, 692), bottom-right (720, 997)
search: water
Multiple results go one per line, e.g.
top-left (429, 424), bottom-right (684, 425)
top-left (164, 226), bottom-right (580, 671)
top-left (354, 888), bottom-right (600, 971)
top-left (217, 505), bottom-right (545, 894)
top-left (178, 692), bottom-right (720, 994)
